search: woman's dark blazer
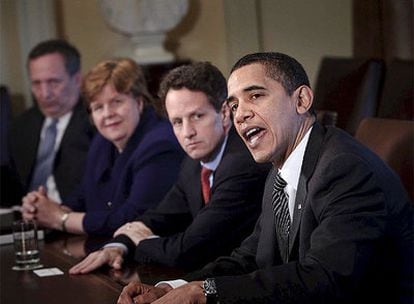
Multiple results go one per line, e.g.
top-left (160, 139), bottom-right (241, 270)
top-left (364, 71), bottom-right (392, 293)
top-left (65, 107), bottom-right (184, 236)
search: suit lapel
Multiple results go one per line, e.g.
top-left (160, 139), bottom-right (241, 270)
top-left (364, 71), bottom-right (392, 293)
top-left (256, 168), bottom-right (281, 266)
top-left (288, 123), bottom-right (326, 258)
top-left (183, 161), bottom-right (204, 214)
top-left (24, 109), bottom-right (44, 184)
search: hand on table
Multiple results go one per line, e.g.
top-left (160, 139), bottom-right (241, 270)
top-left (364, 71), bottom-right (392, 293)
top-left (117, 282), bottom-right (171, 304)
top-left (151, 281), bottom-right (205, 304)
top-left (114, 221), bottom-right (155, 246)
top-left (69, 246), bottom-right (125, 274)
top-left (117, 281), bottom-right (205, 304)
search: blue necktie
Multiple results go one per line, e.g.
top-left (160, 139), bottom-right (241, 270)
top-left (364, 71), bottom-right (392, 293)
top-left (272, 172), bottom-right (290, 241)
top-left (30, 119), bottom-right (58, 190)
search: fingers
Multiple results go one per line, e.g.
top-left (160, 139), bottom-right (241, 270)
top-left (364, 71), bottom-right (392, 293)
top-left (114, 222), bottom-right (131, 237)
top-left (22, 210), bottom-right (36, 221)
top-left (37, 185), bottom-right (47, 196)
top-left (22, 193), bottom-right (38, 220)
top-left (69, 247), bottom-right (124, 274)
top-left (69, 250), bottom-right (107, 274)
top-left (117, 283), bottom-right (163, 304)
top-left (117, 292), bottom-right (134, 304)
top-left (114, 222), bottom-right (151, 237)
top-left (110, 253), bottom-right (124, 270)
top-left (22, 193), bottom-right (38, 211)
top-left (117, 282), bottom-right (142, 304)
top-left (114, 225), bottom-right (128, 237)
top-left (133, 292), bottom-right (163, 304)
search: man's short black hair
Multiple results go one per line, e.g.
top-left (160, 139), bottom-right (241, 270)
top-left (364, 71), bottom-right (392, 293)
top-left (231, 52), bottom-right (310, 96)
top-left (28, 39), bottom-right (81, 76)
top-left (158, 62), bottom-right (227, 113)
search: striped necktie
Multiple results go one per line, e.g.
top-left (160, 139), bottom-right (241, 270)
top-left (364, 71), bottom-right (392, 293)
top-left (30, 119), bottom-right (58, 190)
top-left (272, 172), bottom-right (290, 241)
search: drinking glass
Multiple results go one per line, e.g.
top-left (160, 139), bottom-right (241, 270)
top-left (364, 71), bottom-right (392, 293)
top-left (12, 220), bottom-right (43, 271)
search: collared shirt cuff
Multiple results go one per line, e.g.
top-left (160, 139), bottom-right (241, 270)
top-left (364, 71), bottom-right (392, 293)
top-left (103, 243), bottom-right (128, 255)
top-left (146, 235), bottom-right (160, 240)
top-left (155, 279), bottom-right (188, 289)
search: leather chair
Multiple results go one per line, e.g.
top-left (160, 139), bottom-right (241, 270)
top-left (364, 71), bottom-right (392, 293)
top-left (377, 58), bottom-right (414, 120)
top-left (313, 57), bottom-right (384, 134)
top-left (355, 117), bottom-right (414, 202)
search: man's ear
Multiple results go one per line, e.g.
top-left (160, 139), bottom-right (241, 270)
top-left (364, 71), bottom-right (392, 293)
top-left (295, 85), bottom-right (314, 114)
top-left (220, 101), bottom-right (232, 129)
top-left (72, 71), bottom-right (82, 88)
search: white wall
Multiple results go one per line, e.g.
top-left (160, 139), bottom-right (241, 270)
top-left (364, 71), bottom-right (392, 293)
top-left (259, 0), bottom-right (353, 86)
top-left (1, 0), bottom-right (353, 112)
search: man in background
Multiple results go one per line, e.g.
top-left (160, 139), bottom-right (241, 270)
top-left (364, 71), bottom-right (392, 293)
top-left (9, 39), bottom-right (95, 203)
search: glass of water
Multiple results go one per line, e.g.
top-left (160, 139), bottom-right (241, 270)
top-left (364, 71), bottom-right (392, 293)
top-left (12, 220), bottom-right (43, 271)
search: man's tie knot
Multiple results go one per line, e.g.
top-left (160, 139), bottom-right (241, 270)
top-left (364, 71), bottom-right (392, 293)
top-left (201, 167), bottom-right (213, 203)
top-left (274, 172), bottom-right (287, 191)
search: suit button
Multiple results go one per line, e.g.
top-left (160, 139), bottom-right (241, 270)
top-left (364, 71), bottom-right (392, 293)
top-left (107, 201), bottom-right (112, 208)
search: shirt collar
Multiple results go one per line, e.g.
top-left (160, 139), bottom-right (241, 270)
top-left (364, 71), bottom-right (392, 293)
top-left (44, 111), bottom-right (72, 128)
top-left (200, 134), bottom-right (228, 171)
top-left (280, 126), bottom-right (313, 191)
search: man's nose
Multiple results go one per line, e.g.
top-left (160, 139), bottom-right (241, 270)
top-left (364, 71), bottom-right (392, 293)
top-left (234, 101), bottom-right (252, 124)
top-left (183, 121), bottom-right (196, 138)
top-left (39, 83), bottom-right (53, 100)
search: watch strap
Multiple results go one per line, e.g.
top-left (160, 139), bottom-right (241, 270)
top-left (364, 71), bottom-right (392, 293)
top-left (203, 278), bottom-right (219, 304)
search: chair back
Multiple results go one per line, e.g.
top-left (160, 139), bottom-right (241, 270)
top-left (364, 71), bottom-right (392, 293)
top-left (314, 57), bottom-right (384, 134)
top-left (355, 117), bottom-right (414, 201)
top-left (377, 58), bottom-right (414, 120)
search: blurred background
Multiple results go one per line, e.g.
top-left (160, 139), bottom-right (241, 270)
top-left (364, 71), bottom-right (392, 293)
top-left (0, 0), bottom-right (412, 116)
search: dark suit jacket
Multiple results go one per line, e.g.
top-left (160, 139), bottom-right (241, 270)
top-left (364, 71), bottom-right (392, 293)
top-left (0, 86), bottom-right (24, 206)
top-left (9, 100), bottom-right (95, 201)
top-left (187, 123), bottom-right (414, 304)
top-left (114, 128), bottom-right (271, 270)
top-left (64, 107), bottom-right (184, 236)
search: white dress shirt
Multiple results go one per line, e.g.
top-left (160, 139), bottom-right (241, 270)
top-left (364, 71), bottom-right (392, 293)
top-left (279, 126), bottom-right (312, 220)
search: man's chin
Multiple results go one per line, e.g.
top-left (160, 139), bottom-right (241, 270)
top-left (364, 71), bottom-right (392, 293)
top-left (187, 151), bottom-right (203, 161)
top-left (187, 149), bottom-right (214, 162)
top-left (250, 150), bottom-right (271, 164)
top-left (40, 108), bottom-right (63, 118)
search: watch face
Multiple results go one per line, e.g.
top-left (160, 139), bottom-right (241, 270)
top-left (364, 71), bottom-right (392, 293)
top-left (203, 278), bottom-right (217, 295)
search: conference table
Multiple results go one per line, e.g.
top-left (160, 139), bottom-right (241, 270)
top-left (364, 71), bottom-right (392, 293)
top-left (0, 231), bottom-right (186, 303)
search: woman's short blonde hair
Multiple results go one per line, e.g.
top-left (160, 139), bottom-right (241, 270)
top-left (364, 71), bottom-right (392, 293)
top-left (82, 58), bottom-right (153, 110)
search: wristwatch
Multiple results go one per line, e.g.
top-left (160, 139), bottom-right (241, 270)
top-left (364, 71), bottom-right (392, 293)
top-left (60, 212), bottom-right (70, 232)
top-left (203, 278), bottom-right (219, 304)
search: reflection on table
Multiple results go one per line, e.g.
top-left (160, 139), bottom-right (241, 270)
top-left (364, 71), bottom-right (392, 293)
top-left (0, 232), bottom-right (186, 304)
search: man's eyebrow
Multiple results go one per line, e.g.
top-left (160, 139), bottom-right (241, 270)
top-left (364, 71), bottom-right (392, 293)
top-left (226, 85), bottom-right (266, 104)
top-left (244, 85), bottom-right (266, 92)
top-left (226, 96), bottom-right (236, 104)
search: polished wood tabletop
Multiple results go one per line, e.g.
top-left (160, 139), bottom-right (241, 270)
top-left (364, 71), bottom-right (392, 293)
top-left (0, 232), bottom-right (186, 304)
